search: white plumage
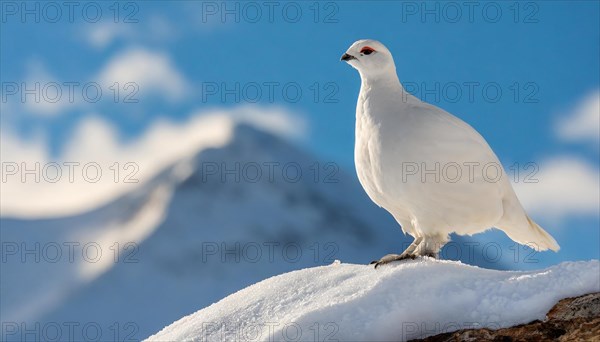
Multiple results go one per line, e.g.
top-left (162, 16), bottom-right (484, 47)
top-left (341, 39), bottom-right (559, 267)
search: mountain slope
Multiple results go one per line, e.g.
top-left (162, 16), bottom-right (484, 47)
top-left (0, 162), bottom-right (179, 324)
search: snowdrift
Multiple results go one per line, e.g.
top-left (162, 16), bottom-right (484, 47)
top-left (146, 259), bottom-right (599, 341)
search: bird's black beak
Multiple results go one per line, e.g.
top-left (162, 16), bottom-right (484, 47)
top-left (341, 53), bottom-right (356, 61)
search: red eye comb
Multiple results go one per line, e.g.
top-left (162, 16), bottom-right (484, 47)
top-left (360, 46), bottom-right (375, 53)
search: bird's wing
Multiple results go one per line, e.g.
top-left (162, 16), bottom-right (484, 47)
top-left (380, 100), bottom-right (510, 232)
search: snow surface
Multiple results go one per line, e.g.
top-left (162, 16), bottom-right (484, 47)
top-left (147, 259), bottom-right (599, 341)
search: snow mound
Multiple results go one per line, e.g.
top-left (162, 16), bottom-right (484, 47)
top-left (146, 259), bottom-right (599, 341)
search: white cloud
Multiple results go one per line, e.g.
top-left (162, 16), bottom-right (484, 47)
top-left (0, 106), bottom-right (307, 218)
top-left (512, 156), bottom-right (599, 222)
top-left (12, 49), bottom-right (189, 118)
top-left (86, 22), bottom-right (135, 49)
top-left (17, 61), bottom-right (79, 116)
top-left (0, 114), bottom-right (232, 218)
top-left (556, 90), bottom-right (600, 144)
top-left (83, 16), bottom-right (177, 49)
top-left (97, 48), bottom-right (189, 102)
top-left (515, 90), bottom-right (600, 225)
top-left (213, 105), bottom-right (308, 140)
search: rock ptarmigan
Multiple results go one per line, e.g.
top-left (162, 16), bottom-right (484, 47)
top-left (341, 39), bottom-right (559, 268)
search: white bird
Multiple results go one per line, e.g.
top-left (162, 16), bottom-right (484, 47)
top-left (340, 39), bottom-right (559, 268)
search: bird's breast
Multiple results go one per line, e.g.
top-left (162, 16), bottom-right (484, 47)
top-left (354, 106), bottom-right (387, 206)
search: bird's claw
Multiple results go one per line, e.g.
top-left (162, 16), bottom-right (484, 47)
top-left (371, 253), bottom-right (416, 269)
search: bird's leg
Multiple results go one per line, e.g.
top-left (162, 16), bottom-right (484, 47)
top-left (398, 236), bottom-right (422, 257)
top-left (412, 235), bottom-right (448, 259)
top-left (370, 237), bottom-right (423, 269)
top-left (423, 252), bottom-right (438, 258)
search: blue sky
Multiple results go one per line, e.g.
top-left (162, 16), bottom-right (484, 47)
top-left (1, 1), bottom-right (598, 268)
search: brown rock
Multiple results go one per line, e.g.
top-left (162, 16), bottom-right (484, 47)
top-left (411, 292), bottom-right (600, 342)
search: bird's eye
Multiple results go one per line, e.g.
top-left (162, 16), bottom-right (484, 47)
top-left (360, 47), bottom-right (375, 55)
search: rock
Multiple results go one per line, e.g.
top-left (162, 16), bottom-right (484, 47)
top-left (412, 292), bottom-right (600, 342)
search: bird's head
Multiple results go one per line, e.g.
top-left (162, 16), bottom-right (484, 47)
top-left (340, 39), bottom-right (396, 79)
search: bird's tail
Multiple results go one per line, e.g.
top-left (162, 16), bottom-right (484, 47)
top-left (524, 216), bottom-right (560, 252)
top-left (498, 215), bottom-right (560, 252)
top-left (497, 184), bottom-right (560, 252)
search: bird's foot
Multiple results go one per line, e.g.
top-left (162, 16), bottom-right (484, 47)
top-left (422, 252), bottom-right (437, 259)
top-left (370, 253), bottom-right (416, 269)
